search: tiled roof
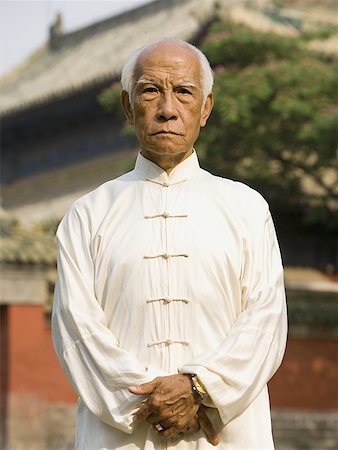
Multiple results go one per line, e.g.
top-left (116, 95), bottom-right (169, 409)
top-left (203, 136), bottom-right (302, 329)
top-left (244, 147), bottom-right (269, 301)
top-left (0, 214), bottom-right (57, 265)
top-left (0, 0), bottom-right (217, 117)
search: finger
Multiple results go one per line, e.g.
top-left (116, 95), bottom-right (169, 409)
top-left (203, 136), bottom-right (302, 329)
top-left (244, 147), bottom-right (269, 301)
top-left (157, 413), bottom-right (199, 439)
top-left (136, 401), bottom-right (152, 421)
top-left (181, 417), bottom-right (200, 434)
top-left (160, 410), bottom-right (199, 431)
top-left (166, 396), bottom-right (195, 411)
top-left (159, 416), bottom-right (199, 440)
top-left (129, 378), bottom-right (159, 395)
top-left (161, 426), bottom-right (183, 439)
top-left (144, 412), bottom-right (163, 424)
top-left (198, 408), bottom-right (219, 446)
top-left (146, 398), bottom-right (195, 423)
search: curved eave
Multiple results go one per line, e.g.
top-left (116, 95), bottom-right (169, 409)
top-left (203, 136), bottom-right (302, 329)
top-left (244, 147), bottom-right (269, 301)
top-left (0, 71), bottom-right (117, 119)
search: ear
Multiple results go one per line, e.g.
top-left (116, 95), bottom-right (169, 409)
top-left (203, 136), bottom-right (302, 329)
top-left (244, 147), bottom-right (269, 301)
top-left (200, 93), bottom-right (214, 128)
top-left (120, 90), bottom-right (134, 124)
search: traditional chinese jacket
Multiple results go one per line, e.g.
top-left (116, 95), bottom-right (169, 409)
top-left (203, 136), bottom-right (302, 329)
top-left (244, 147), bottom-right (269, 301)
top-left (52, 150), bottom-right (287, 450)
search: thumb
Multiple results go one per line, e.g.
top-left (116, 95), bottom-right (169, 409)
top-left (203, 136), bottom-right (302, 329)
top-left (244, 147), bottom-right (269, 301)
top-left (198, 406), bottom-right (219, 446)
top-left (129, 378), bottom-right (159, 395)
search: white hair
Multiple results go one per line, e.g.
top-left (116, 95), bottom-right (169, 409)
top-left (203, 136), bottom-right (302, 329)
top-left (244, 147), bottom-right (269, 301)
top-left (121, 38), bottom-right (214, 104)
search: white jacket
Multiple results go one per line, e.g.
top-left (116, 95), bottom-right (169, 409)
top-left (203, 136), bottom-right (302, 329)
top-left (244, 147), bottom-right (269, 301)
top-left (52, 151), bottom-right (287, 449)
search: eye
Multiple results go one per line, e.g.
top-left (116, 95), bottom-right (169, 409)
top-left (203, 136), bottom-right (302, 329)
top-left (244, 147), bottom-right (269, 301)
top-left (177, 87), bottom-right (192, 95)
top-left (143, 86), bottom-right (158, 93)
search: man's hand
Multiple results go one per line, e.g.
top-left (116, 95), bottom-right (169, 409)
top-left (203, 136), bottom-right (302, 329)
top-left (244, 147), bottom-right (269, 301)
top-left (155, 409), bottom-right (200, 440)
top-left (153, 405), bottom-right (219, 445)
top-left (129, 375), bottom-right (219, 445)
top-left (129, 374), bottom-right (196, 427)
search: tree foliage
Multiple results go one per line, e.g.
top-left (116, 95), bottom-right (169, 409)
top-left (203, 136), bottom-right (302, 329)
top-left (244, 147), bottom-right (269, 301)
top-left (198, 21), bottom-right (338, 228)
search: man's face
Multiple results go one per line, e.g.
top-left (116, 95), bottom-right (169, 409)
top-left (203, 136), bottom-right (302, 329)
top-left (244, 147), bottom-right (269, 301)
top-left (121, 42), bottom-right (213, 162)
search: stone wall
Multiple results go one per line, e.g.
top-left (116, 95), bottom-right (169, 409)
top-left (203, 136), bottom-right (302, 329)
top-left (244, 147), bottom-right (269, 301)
top-left (6, 396), bottom-right (75, 450)
top-left (272, 411), bottom-right (338, 450)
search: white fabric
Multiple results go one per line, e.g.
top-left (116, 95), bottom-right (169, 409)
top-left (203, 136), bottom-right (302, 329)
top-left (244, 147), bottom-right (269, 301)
top-left (52, 150), bottom-right (287, 450)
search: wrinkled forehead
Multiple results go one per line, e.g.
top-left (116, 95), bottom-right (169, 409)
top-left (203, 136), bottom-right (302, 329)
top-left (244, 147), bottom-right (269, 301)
top-left (134, 42), bottom-right (202, 85)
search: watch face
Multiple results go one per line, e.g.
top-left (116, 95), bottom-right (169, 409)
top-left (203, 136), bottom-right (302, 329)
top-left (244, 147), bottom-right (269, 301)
top-left (192, 375), bottom-right (206, 393)
top-left (192, 387), bottom-right (203, 401)
top-left (190, 376), bottom-right (205, 400)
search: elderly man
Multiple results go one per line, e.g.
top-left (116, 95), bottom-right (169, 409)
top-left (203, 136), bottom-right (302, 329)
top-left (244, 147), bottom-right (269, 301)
top-left (52, 38), bottom-right (287, 449)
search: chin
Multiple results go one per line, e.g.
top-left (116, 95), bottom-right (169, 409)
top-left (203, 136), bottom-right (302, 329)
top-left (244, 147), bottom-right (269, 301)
top-left (149, 142), bottom-right (191, 154)
top-left (156, 149), bottom-right (190, 157)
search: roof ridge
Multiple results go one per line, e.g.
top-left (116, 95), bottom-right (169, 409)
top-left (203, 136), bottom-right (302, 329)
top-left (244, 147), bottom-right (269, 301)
top-left (49, 0), bottom-right (187, 51)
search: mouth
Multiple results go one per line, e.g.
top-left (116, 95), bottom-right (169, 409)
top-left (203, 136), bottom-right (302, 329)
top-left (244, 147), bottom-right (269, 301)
top-left (152, 131), bottom-right (180, 135)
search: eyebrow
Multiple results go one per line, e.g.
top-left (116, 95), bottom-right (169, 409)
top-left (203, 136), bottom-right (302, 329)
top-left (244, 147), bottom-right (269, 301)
top-left (135, 78), bottom-right (198, 90)
top-left (136, 78), bottom-right (158, 86)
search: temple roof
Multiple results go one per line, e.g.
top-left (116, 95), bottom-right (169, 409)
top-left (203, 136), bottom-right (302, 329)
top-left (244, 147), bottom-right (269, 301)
top-left (0, 0), bottom-right (217, 117)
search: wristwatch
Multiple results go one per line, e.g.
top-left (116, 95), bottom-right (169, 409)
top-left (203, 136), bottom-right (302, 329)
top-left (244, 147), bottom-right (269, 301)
top-left (188, 373), bottom-right (208, 401)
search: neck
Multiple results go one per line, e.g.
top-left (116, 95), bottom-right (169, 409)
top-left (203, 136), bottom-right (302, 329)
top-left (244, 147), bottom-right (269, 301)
top-left (140, 148), bottom-right (193, 174)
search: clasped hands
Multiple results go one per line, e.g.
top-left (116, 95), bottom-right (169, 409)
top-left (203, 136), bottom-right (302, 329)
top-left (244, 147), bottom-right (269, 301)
top-left (129, 374), bottom-right (219, 445)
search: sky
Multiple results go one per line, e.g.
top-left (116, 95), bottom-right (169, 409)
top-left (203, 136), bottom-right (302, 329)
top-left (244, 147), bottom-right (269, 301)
top-left (0, 0), bottom-right (153, 77)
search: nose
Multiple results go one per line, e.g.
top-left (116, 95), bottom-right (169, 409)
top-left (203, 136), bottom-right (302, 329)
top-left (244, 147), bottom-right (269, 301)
top-left (156, 91), bottom-right (177, 121)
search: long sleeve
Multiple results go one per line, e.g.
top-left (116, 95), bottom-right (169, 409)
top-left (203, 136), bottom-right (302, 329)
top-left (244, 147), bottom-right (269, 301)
top-left (179, 202), bottom-right (287, 426)
top-left (52, 205), bottom-right (166, 434)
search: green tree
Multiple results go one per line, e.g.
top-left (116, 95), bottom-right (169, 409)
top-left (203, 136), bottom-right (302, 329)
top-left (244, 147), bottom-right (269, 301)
top-left (198, 21), bottom-right (338, 228)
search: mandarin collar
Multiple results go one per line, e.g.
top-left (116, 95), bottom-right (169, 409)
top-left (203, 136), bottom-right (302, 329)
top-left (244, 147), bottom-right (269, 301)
top-left (133, 150), bottom-right (201, 186)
